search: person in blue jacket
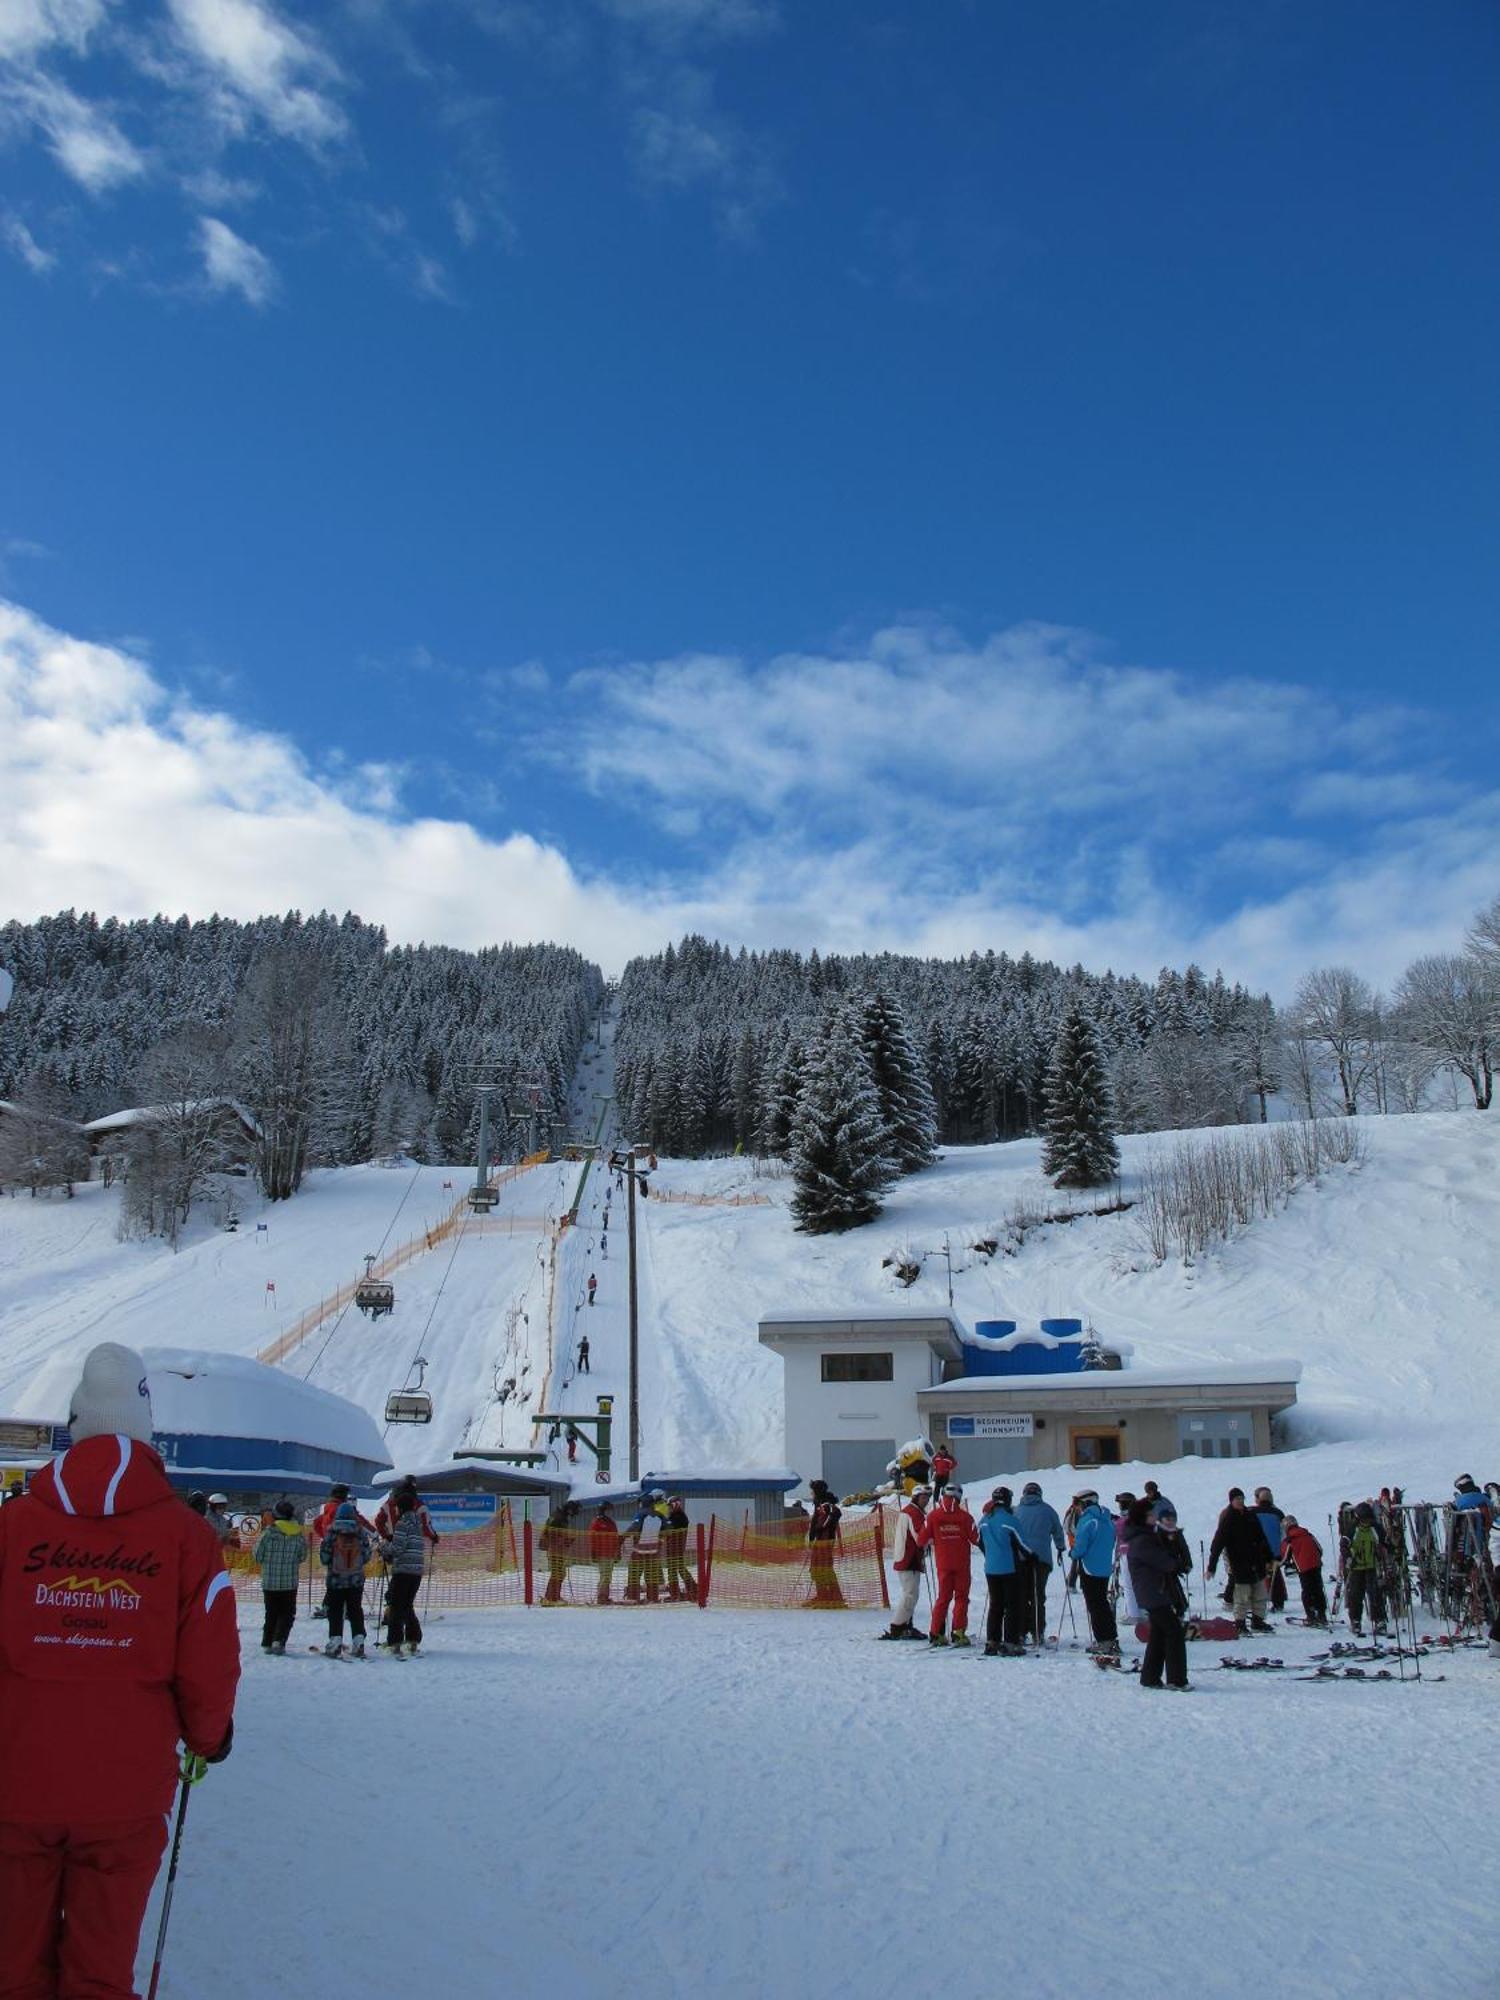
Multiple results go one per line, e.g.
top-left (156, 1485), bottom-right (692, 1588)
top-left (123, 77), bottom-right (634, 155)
top-left (978, 1489), bottom-right (1026, 1656)
top-left (1067, 1489), bottom-right (1119, 1652)
top-left (1014, 1482), bottom-right (1066, 1646)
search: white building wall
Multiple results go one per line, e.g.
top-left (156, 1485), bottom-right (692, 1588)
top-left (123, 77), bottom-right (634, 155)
top-left (779, 1342), bottom-right (935, 1496)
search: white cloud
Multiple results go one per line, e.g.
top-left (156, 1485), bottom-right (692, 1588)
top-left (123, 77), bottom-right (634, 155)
top-left (2, 209), bottom-right (55, 270)
top-left (1, 596), bottom-right (1495, 997)
top-left (0, 0), bottom-right (107, 62)
top-left (197, 213), bottom-right (276, 303)
top-left (164, 0), bottom-right (346, 148)
top-left (1, 70), bottom-right (145, 190)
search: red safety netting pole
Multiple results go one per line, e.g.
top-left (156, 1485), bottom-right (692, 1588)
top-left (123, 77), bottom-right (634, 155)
top-left (523, 1518), bottom-right (534, 1606)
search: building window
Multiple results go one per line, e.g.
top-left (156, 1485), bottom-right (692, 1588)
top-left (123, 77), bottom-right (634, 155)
top-left (1069, 1427), bottom-right (1122, 1469)
top-left (820, 1352), bottom-right (894, 1383)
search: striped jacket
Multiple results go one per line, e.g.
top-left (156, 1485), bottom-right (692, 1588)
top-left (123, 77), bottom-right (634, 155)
top-left (381, 1514), bottom-right (429, 1576)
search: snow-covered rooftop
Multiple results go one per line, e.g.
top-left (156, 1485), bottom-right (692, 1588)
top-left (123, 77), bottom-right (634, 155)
top-left (82, 1098), bottom-right (262, 1136)
top-left (11, 1345), bottom-right (389, 1465)
top-left (925, 1359), bottom-right (1303, 1394)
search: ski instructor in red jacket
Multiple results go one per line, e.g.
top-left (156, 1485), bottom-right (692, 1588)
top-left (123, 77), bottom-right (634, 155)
top-left (0, 1341), bottom-right (241, 1998)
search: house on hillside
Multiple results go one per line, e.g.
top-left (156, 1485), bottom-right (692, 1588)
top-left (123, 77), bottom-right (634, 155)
top-left (759, 1308), bottom-right (1300, 1496)
top-left (82, 1099), bottom-right (262, 1183)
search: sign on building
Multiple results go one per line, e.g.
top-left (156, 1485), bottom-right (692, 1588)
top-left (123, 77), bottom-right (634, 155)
top-left (946, 1413), bottom-right (1034, 1439)
top-left (423, 1493), bottom-right (500, 1535)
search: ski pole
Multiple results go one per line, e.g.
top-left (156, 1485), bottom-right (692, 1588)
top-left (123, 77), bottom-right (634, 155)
top-left (146, 1777), bottom-right (193, 2000)
top-left (1199, 1541), bottom-right (1208, 1620)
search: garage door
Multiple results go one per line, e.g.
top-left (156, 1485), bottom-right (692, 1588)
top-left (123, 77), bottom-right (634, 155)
top-left (821, 1438), bottom-right (896, 1498)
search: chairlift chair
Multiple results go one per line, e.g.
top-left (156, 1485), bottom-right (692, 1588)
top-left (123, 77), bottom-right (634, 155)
top-left (355, 1254), bottom-right (396, 1320)
top-left (468, 1184), bottom-right (499, 1213)
top-left (384, 1390), bottom-right (432, 1424)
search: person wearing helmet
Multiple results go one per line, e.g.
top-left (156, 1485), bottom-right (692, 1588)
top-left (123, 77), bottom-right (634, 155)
top-left (1344, 1502), bottom-right (1389, 1638)
top-left (978, 1488), bottom-right (1026, 1655)
top-left (922, 1484), bottom-right (979, 1647)
top-left (1068, 1490), bottom-right (1120, 1654)
top-left (880, 1486), bottom-right (930, 1639)
top-left (1014, 1482), bottom-right (1065, 1647)
top-left (805, 1480), bottom-right (845, 1608)
top-left (205, 1494), bottom-right (235, 1546)
top-left (662, 1495), bottom-right (696, 1602)
top-left (186, 1490), bottom-right (209, 1516)
top-left (623, 1491), bottom-right (667, 1603)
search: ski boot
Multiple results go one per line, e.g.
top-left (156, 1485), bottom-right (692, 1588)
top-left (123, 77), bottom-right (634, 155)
top-left (352, 1640), bottom-right (366, 1658)
top-left (1251, 1618), bottom-right (1275, 1634)
top-left (950, 1632), bottom-right (973, 1649)
top-left (982, 1643), bottom-right (1000, 1657)
top-left (928, 1632), bottom-right (948, 1648)
top-left (270, 1641), bottom-right (285, 1657)
top-left (390, 1643), bottom-right (408, 1660)
top-left (877, 1622), bottom-right (912, 1641)
top-left (324, 1640), bottom-right (342, 1658)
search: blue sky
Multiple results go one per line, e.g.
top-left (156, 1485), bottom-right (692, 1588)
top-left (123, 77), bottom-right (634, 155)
top-left (1, 0), bottom-right (1496, 991)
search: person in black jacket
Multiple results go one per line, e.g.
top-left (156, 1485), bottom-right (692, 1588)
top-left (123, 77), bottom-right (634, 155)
top-left (1206, 1487), bottom-right (1275, 1634)
top-left (806, 1480), bottom-right (845, 1607)
top-left (1124, 1500), bottom-right (1194, 1690)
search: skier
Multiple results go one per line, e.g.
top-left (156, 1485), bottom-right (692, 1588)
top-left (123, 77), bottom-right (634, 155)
top-left (662, 1495), bottom-right (696, 1601)
top-left (587, 1272), bottom-right (598, 1306)
top-left (566, 1426), bottom-right (579, 1464)
top-left (879, 1485), bottom-right (930, 1639)
top-left (578, 1333), bottom-right (591, 1374)
top-left (1125, 1499), bottom-right (1193, 1690)
top-left (930, 1444), bottom-right (957, 1497)
top-left (186, 1488), bottom-right (209, 1516)
top-left (1489, 1511), bottom-right (1500, 1659)
top-left (1014, 1481), bottom-right (1066, 1646)
top-left (1113, 1493), bottom-right (1143, 1622)
top-left (978, 1486), bottom-right (1025, 1655)
top-left (381, 1492), bottom-right (430, 1655)
top-left (540, 1499), bottom-right (581, 1604)
top-left (806, 1479), bottom-right (845, 1608)
top-left (1142, 1479), bottom-right (1174, 1522)
top-left (1068, 1489), bottom-right (1120, 1653)
top-left (205, 1492), bottom-right (235, 1546)
top-left (254, 1498), bottom-right (308, 1653)
top-left (375, 1475), bottom-right (438, 1547)
top-left (1344, 1502), bottom-right (1389, 1637)
top-left (624, 1491), bottom-right (668, 1603)
top-left (320, 1501), bottom-right (373, 1656)
top-left (1206, 1488), bottom-right (1275, 1634)
top-left (590, 1501), bottom-right (621, 1603)
top-left (1279, 1515), bottom-right (1328, 1627)
top-left (923, 1484), bottom-right (979, 1647)
top-left (1253, 1486), bottom-right (1288, 1611)
top-left (0, 1343), bottom-right (239, 1996)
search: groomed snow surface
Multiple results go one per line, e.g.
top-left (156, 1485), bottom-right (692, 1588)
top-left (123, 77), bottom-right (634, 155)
top-left (3, 1106), bottom-right (1499, 1997)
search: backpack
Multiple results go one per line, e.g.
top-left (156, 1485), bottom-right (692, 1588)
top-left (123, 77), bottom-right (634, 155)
top-left (327, 1529), bottom-right (364, 1581)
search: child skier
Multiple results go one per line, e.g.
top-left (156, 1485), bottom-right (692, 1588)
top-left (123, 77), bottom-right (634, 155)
top-left (1279, 1515), bottom-right (1329, 1627)
top-left (320, 1501), bottom-right (373, 1657)
top-left (254, 1498), bottom-right (308, 1654)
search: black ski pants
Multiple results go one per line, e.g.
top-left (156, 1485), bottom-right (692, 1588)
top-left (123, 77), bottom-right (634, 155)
top-left (326, 1586), bottom-right (366, 1642)
top-left (387, 1571), bottom-right (423, 1648)
top-left (1080, 1572), bottom-right (1118, 1647)
top-left (1346, 1569), bottom-right (1385, 1630)
top-left (261, 1588), bottom-right (298, 1649)
top-left (985, 1572), bottom-right (1023, 1649)
top-left (1140, 1606), bottom-right (1188, 1689)
top-left (1021, 1557), bottom-right (1051, 1641)
top-left (1296, 1566), bottom-right (1328, 1622)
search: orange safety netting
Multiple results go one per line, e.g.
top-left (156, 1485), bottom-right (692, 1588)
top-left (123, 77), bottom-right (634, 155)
top-left (223, 1509), bottom-right (892, 1613)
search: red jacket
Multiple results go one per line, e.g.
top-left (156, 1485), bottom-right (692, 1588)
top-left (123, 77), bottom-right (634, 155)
top-left (1281, 1524), bottom-right (1323, 1574)
top-left (589, 1517), bottom-right (621, 1559)
top-left (931, 1451), bottom-right (957, 1480)
top-left (892, 1502), bottom-right (928, 1573)
top-left (921, 1500), bottom-right (979, 1568)
top-left (0, 1435), bottom-right (240, 1822)
top-left (374, 1494), bottom-right (437, 1543)
top-left (316, 1498), bottom-right (378, 1542)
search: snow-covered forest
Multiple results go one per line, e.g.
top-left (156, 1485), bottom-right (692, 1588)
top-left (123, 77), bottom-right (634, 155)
top-left (0, 910), bottom-right (604, 1189)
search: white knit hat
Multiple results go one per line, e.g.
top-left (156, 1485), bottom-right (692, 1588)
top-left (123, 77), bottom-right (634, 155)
top-left (68, 1343), bottom-right (154, 1444)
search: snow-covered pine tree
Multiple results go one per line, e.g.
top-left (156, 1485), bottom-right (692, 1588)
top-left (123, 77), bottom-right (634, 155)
top-left (1041, 1005), bottom-right (1120, 1189)
top-left (859, 992), bottom-right (937, 1174)
top-left (790, 1001), bottom-right (895, 1233)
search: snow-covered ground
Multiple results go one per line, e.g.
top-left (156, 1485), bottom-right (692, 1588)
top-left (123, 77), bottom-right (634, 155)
top-left (5, 1101), bottom-right (1500, 1998)
top-left (154, 1600), bottom-right (1494, 2000)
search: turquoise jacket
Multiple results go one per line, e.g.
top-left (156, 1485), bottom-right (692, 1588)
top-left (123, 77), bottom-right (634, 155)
top-left (1070, 1503), bottom-right (1116, 1578)
top-left (978, 1507), bottom-right (1023, 1576)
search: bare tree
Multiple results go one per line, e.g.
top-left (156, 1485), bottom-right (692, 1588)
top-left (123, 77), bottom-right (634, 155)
top-left (0, 1077), bottom-right (88, 1196)
top-left (1393, 952), bottom-right (1495, 1110)
top-left (1290, 967), bottom-right (1383, 1115)
top-left (1466, 891), bottom-right (1500, 980)
top-left (118, 1029), bottom-right (235, 1246)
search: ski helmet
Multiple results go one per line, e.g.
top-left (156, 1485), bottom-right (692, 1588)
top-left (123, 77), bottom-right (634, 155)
top-left (208, 1493), bottom-right (228, 1506)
